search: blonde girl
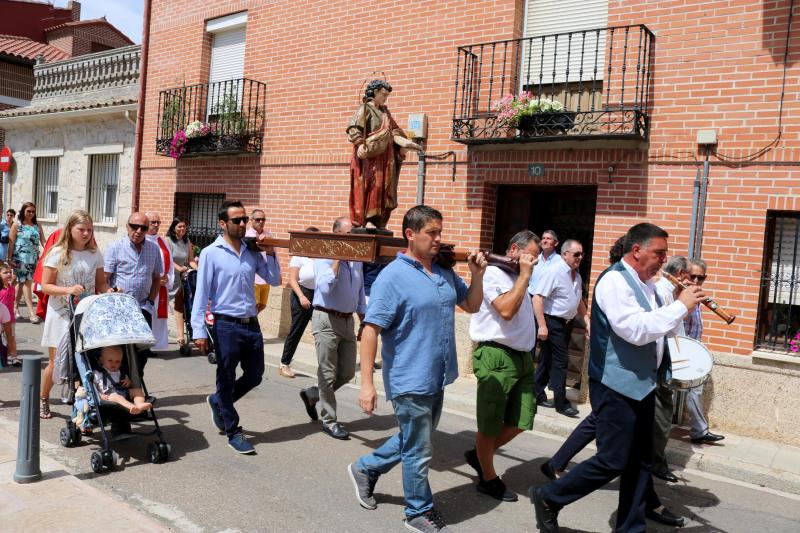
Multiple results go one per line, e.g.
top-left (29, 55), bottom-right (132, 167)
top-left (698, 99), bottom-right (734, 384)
top-left (39, 210), bottom-right (109, 419)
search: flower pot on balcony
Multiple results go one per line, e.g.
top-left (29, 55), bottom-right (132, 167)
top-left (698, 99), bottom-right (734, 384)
top-left (517, 112), bottom-right (577, 137)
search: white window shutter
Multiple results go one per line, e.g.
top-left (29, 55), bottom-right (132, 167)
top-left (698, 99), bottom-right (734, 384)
top-left (209, 27), bottom-right (246, 84)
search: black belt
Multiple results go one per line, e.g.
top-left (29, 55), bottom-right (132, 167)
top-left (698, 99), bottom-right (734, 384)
top-left (314, 306), bottom-right (353, 319)
top-left (544, 314), bottom-right (572, 324)
top-left (477, 340), bottom-right (529, 356)
top-left (215, 314), bottom-right (259, 325)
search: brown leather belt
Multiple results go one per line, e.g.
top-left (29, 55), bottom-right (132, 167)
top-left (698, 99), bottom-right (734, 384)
top-left (314, 306), bottom-right (353, 319)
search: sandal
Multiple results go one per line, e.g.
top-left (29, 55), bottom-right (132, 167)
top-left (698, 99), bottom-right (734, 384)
top-left (9, 357), bottom-right (21, 367)
top-left (39, 398), bottom-right (52, 419)
top-left (30, 315), bottom-right (41, 324)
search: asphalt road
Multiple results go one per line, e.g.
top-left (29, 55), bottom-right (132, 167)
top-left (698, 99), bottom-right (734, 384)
top-left (2, 337), bottom-right (800, 532)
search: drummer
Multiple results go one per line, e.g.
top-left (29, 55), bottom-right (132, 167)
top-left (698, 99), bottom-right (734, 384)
top-left (651, 256), bottom-right (691, 484)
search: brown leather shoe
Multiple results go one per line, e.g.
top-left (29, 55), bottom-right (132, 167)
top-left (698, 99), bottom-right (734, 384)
top-left (278, 365), bottom-right (296, 378)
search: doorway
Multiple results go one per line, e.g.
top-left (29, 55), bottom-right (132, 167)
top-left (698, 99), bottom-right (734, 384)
top-left (493, 185), bottom-right (598, 287)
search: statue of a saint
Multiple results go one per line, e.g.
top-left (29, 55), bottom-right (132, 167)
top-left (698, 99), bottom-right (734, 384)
top-left (346, 80), bottom-right (422, 233)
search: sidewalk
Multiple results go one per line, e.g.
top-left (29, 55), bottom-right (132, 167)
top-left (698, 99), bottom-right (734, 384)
top-left (0, 418), bottom-right (167, 532)
top-left (265, 336), bottom-right (800, 496)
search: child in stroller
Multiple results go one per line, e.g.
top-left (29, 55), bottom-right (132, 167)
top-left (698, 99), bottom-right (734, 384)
top-left (93, 345), bottom-right (152, 415)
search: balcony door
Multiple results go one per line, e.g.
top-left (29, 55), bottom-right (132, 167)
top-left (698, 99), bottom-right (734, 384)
top-left (207, 24), bottom-right (246, 121)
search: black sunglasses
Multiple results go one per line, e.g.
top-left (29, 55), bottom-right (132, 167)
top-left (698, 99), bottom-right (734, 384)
top-left (690, 274), bottom-right (707, 282)
top-left (229, 216), bottom-right (250, 225)
top-left (252, 218), bottom-right (266, 222)
top-left (128, 223), bottom-right (148, 232)
top-left (570, 252), bottom-right (584, 258)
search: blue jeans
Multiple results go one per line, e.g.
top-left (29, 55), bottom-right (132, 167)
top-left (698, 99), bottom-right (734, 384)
top-left (211, 320), bottom-right (265, 438)
top-left (357, 392), bottom-right (444, 518)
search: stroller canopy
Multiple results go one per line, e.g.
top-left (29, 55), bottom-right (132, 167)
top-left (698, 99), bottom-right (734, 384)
top-left (76, 293), bottom-right (156, 351)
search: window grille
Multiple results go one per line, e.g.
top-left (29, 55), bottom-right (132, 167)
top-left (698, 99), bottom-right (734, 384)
top-left (34, 157), bottom-right (59, 219)
top-left (173, 192), bottom-right (225, 249)
top-left (757, 212), bottom-right (800, 353)
top-left (87, 154), bottom-right (119, 224)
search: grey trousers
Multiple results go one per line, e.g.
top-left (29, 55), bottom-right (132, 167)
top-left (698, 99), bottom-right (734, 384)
top-left (311, 309), bottom-right (357, 425)
top-left (652, 383), bottom-right (674, 474)
top-left (686, 383), bottom-right (709, 438)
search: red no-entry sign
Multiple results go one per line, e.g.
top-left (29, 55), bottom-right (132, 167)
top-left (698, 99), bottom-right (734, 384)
top-left (0, 146), bottom-right (11, 172)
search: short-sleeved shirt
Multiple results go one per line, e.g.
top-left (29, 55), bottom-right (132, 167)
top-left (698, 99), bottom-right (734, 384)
top-left (289, 256), bottom-right (315, 290)
top-left (528, 251), bottom-right (563, 295)
top-left (44, 246), bottom-right (104, 312)
top-left (533, 259), bottom-right (582, 320)
top-left (469, 266), bottom-right (536, 352)
top-left (365, 253), bottom-right (468, 400)
top-left (104, 238), bottom-right (163, 306)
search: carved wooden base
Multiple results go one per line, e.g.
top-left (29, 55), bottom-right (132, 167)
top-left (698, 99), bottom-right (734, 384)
top-left (287, 231), bottom-right (406, 263)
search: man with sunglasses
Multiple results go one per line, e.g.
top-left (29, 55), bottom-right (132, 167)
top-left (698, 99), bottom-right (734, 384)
top-left (531, 239), bottom-right (588, 418)
top-left (684, 258), bottom-right (725, 445)
top-left (192, 200), bottom-right (280, 454)
top-left (104, 212), bottom-right (164, 375)
top-left (145, 212), bottom-right (173, 352)
top-left (245, 209), bottom-right (272, 318)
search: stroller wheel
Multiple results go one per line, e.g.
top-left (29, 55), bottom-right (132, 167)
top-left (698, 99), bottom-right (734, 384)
top-left (147, 442), bottom-right (163, 464)
top-left (90, 451), bottom-right (104, 473)
top-left (207, 351), bottom-right (217, 365)
top-left (59, 427), bottom-right (73, 448)
top-left (158, 442), bottom-right (171, 461)
top-left (102, 450), bottom-right (116, 471)
top-left (70, 426), bottom-right (82, 446)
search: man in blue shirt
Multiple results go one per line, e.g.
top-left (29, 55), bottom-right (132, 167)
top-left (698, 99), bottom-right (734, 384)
top-left (192, 200), bottom-right (280, 454)
top-left (528, 229), bottom-right (561, 294)
top-left (346, 205), bottom-right (487, 533)
top-left (299, 216), bottom-right (366, 440)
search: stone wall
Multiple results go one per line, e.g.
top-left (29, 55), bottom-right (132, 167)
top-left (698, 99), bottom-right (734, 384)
top-left (5, 113), bottom-right (135, 249)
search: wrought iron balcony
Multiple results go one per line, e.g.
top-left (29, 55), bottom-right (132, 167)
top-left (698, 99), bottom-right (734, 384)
top-left (155, 78), bottom-right (266, 158)
top-left (451, 25), bottom-right (654, 144)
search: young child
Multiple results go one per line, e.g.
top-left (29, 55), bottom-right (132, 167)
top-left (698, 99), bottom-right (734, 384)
top-left (0, 262), bottom-right (18, 367)
top-left (93, 345), bottom-right (152, 415)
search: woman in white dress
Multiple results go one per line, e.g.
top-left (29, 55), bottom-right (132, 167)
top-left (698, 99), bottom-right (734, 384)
top-left (39, 210), bottom-right (110, 419)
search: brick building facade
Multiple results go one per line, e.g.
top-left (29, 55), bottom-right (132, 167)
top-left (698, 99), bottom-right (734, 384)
top-left (138, 0), bottom-right (800, 444)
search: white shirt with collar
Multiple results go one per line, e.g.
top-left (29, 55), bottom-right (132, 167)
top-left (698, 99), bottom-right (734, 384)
top-left (533, 258), bottom-right (583, 320)
top-left (528, 251), bottom-right (563, 294)
top-left (594, 259), bottom-right (687, 369)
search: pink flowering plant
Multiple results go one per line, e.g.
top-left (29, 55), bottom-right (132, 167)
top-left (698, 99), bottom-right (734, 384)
top-left (490, 93), bottom-right (565, 126)
top-left (185, 120), bottom-right (213, 139)
top-left (789, 331), bottom-right (800, 353)
top-left (168, 129), bottom-right (187, 159)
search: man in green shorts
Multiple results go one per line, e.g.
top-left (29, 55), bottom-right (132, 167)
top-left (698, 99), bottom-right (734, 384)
top-left (465, 230), bottom-right (540, 502)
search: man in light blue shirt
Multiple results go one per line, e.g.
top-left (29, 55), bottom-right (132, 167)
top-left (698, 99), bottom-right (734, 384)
top-left (528, 229), bottom-right (562, 294)
top-left (299, 217), bottom-right (366, 440)
top-left (192, 200), bottom-right (280, 454)
top-left (347, 205), bottom-right (487, 533)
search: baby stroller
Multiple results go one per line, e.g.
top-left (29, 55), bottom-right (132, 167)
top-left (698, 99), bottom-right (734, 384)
top-left (57, 293), bottom-right (171, 473)
top-left (181, 268), bottom-right (217, 364)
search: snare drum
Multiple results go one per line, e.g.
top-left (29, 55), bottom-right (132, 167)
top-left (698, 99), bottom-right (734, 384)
top-left (667, 335), bottom-right (713, 389)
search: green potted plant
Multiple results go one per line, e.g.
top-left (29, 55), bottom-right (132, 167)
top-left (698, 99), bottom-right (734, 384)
top-left (491, 93), bottom-right (575, 136)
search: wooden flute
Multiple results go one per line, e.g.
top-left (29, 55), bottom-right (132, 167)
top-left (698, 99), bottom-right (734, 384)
top-left (661, 270), bottom-right (736, 324)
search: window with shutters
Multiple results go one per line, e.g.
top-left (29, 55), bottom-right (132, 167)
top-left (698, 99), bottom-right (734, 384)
top-left (757, 212), bottom-right (800, 354)
top-left (34, 157), bottom-right (59, 219)
top-left (87, 154), bottom-right (119, 224)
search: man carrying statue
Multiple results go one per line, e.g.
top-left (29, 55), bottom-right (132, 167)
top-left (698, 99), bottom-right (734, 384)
top-left (346, 80), bottom-right (423, 233)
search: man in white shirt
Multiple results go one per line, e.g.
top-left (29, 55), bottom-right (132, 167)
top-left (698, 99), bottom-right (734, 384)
top-left (532, 223), bottom-right (705, 533)
top-left (145, 211), bottom-right (173, 351)
top-left (464, 230), bottom-right (539, 503)
top-left (532, 239), bottom-right (588, 417)
top-left (528, 229), bottom-right (561, 293)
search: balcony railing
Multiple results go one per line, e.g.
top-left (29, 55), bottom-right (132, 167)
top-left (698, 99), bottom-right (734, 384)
top-left (451, 25), bottom-right (654, 144)
top-left (155, 78), bottom-right (266, 157)
top-left (33, 45), bottom-right (141, 100)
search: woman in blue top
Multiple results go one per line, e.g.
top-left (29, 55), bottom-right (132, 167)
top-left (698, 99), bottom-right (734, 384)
top-left (0, 208), bottom-right (15, 261)
top-left (7, 202), bottom-right (46, 322)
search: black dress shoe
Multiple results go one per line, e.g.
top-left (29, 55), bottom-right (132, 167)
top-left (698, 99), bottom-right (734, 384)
top-left (477, 476), bottom-right (518, 502)
top-left (646, 507), bottom-right (685, 527)
top-left (691, 432), bottom-right (725, 444)
top-left (464, 448), bottom-right (484, 480)
top-left (322, 422), bottom-right (350, 440)
top-left (529, 486), bottom-right (560, 533)
top-left (538, 399), bottom-right (555, 408)
top-left (299, 389), bottom-right (318, 421)
top-left (652, 469), bottom-right (679, 483)
top-left (540, 460), bottom-right (556, 481)
top-left (556, 406), bottom-right (579, 418)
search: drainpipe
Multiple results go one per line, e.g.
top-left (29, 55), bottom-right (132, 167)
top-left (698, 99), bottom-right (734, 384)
top-left (693, 148), bottom-right (711, 258)
top-left (687, 167), bottom-right (701, 259)
top-left (415, 148), bottom-right (426, 205)
top-left (131, 0), bottom-right (152, 213)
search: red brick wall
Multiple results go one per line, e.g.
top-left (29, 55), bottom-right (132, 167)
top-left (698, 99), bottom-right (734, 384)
top-left (47, 24), bottom-right (134, 56)
top-left (140, 0), bottom-right (800, 356)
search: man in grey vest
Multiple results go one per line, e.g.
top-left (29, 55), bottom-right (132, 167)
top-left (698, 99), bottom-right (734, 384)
top-left (530, 223), bottom-right (706, 533)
